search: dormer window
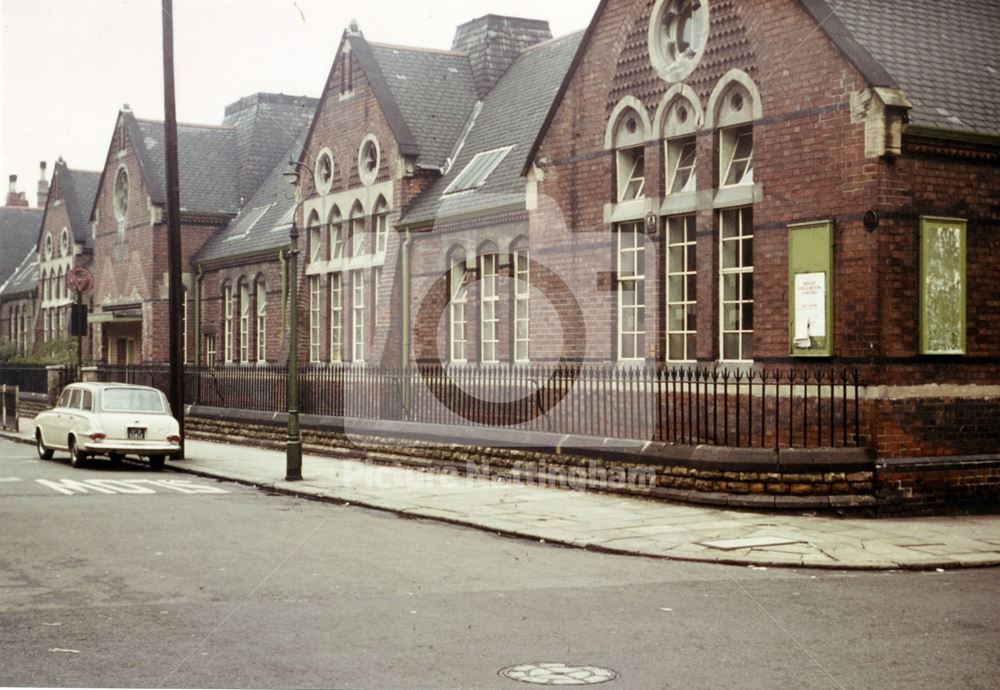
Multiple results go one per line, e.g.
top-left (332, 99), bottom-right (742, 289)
top-left (444, 146), bottom-right (513, 195)
top-left (721, 126), bottom-right (754, 187)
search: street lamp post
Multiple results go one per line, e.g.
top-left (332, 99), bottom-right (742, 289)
top-left (285, 219), bottom-right (302, 481)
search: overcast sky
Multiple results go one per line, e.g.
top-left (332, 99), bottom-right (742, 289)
top-left (0, 0), bottom-right (598, 206)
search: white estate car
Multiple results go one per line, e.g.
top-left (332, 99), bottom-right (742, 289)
top-left (34, 383), bottom-right (182, 468)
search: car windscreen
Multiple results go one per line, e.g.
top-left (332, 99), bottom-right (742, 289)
top-left (101, 388), bottom-right (165, 413)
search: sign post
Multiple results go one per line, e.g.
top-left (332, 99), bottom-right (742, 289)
top-left (66, 267), bottom-right (93, 382)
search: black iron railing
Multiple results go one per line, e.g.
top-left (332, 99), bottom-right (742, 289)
top-left (0, 364), bottom-right (60, 394)
top-left (95, 363), bottom-right (862, 449)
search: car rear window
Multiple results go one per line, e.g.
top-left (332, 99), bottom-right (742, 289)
top-left (102, 388), bottom-right (165, 413)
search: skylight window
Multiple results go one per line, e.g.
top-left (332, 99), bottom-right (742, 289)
top-left (444, 146), bottom-right (514, 195)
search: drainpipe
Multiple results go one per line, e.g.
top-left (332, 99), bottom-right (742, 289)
top-left (400, 228), bottom-right (413, 419)
top-left (194, 265), bottom-right (203, 402)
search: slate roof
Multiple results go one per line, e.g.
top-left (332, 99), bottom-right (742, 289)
top-left (0, 207), bottom-right (43, 290)
top-left (812, 0), bottom-right (1000, 136)
top-left (0, 249), bottom-right (38, 299)
top-left (194, 131), bottom-right (306, 264)
top-left (133, 118), bottom-right (240, 216)
top-left (54, 161), bottom-right (101, 244)
top-left (401, 31), bottom-right (585, 227)
top-left (359, 38), bottom-right (479, 169)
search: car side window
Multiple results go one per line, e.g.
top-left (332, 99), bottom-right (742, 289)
top-left (80, 391), bottom-right (93, 412)
top-left (57, 389), bottom-right (73, 408)
top-left (68, 389), bottom-right (83, 409)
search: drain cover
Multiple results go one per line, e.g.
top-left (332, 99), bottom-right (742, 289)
top-left (500, 662), bottom-right (618, 685)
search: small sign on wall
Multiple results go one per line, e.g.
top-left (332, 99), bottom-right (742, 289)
top-left (788, 221), bottom-right (834, 357)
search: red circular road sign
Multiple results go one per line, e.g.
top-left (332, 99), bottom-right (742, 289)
top-left (66, 267), bottom-right (94, 295)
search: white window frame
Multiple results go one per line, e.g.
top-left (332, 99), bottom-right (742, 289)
top-left (329, 208), bottom-right (344, 261)
top-left (374, 200), bottom-right (389, 254)
top-left (617, 222), bottom-right (646, 361)
top-left (223, 283), bottom-right (234, 363)
top-left (666, 136), bottom-right (697, 195)
top-left (514, 249), bottom-right (530, 363)
top-left (666, 214), bottom-right (697, 362)
top-left (721, 125), bottom-right (754, 188)
top-left (719, 207), bottom-right (754, 361)
top-left (480, 255), bottom-right (499, 363)
top-left (330, 273), bottom-right (343, 363)
top-left (309, 275), bottom-right (321, 363)
top-left (449, 260), bottom-right (468, 364)
top-left (256, 281), bottom-right (267, 363)
top-left (182, 287), bottom-right (189, 364)
top-left (372, 266), bottom-right (382, 333)
top-left (617, 147), bottom-right (646, 202)
top-left (352, 270), bottom-right (365, 363)
top-left (308, 213), bottom-right (322, 264)
top-left (239, 281), bottom-right (250, 363)
top-left (350, 206), bottom-right (365, 257)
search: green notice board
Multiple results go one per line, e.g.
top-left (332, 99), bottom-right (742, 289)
top-left (788, 221), bottom-right (834, 357)
top-left (920, 217), bottom-right (966, 355)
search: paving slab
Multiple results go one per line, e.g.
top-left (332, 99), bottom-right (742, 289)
top-left (3, 429), bottom-right (1000, 571)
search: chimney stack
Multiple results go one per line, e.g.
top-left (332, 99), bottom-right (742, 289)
top-left (452, 15), bottom-right (552, 99)
top-left (6, 174), bottom-right (29, 207)
top-left (37, 161), bottom-right (49, 209)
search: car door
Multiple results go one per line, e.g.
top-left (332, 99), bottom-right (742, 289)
top-left (44, 388), bottom-right (74, 449)
top-left (65, 389), bottom-right (94, 444)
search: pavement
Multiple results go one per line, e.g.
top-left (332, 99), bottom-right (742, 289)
top-left (5, 420), bottom-right (1000, 571)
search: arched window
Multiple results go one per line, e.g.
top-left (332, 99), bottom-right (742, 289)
top-left (511, 238), bottom-right (531, 363)
top-left (256, 279), bottom-right (267, 363)
top-left (222, 281), bottom-right (234, 364)
top-left (307, 210), bottom-right (322, 264)
top-left (612, 107), bottom-right (647, 202)
top-left (448, 250), bottom-right (468, 364)
top-left (239, 278), bottom-right (250, 363)
top-left (479, 248), bottom-right (499, 364)
top-left (349, 201), bottom-right (365, 257)
top-left (329, 272), bottom-right (343, 363)
top-left (328, 206), bottom-right (343, 260)
top-left (373, 196), bottom-right (389, 254)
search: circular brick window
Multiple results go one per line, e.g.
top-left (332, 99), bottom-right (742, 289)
top-left (358, 134), bottom-right (380, 186)
top-left (649, 0), bottom-right (710, 84)
top-left (113, 167), bottom-right (129, 222)
top-left (314, 147), bottom-right (334, 194)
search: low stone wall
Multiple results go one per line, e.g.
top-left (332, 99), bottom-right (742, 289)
top-left (185, 405), bottom-right (876, 512)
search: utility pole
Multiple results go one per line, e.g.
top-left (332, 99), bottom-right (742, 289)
top-left (162, 0), bottom-right (185, 458)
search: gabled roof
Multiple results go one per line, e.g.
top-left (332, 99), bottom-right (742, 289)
top-left (0, 207), bottom-right (43, 289)
top-left (49, 160), bottom-right (101, 244)
top-left (818, 0), bottom-right (1000, 137)
top-left (0, 249), bottom-right (38, 299)
top-left (401, 31), bottom-right (585, 227)
top-left (363, 40), bottom-right (478, 169)
top-left (194, 130), bottom-right (309, 265)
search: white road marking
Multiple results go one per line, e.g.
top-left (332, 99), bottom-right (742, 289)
top-left (35, 478), bottom-right (230, 496)
top-left (0, 477), bottom-right (24, 482)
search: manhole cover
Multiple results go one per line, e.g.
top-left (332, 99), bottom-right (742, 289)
top-left (500, 662), bottom-right (618, 685)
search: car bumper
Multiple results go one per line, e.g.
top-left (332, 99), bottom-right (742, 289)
top-left (82, 441), bottom-right (180, 456)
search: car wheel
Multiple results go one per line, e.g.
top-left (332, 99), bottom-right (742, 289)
top-left (35, 432), bottom-right (54, 460)
top-left (69, 437), bottom-right (87, 468)
top-left (149, 456), bottom-right (166, 470)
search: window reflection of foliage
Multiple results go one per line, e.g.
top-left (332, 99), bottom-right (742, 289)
top-left (925, 226), bottom-right (962, 353)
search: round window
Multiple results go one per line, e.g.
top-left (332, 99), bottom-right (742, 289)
top-left (314, 148), bottom-right (334, 194)
top-left (358, 135), bottom-right (380, 186)
top-left (649, 0), bottom-right (710, 83)
top-left (113, 167), bottom-right (129, 222)
top-left (44, 234), bottom-right (53, 260)
top-left (60, 228), bottom-right (70, 257)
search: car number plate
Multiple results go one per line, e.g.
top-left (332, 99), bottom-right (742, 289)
top-left (127, 427), bottom-right (146, 440)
